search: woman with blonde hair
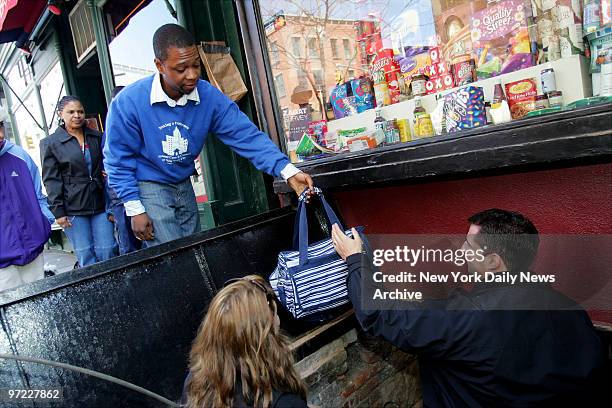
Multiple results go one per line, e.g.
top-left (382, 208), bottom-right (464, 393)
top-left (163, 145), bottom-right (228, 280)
top-left (183, 275), bottom-right (307, 408)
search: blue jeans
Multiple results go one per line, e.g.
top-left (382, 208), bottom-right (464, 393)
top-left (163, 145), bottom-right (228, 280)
top-left (64, 212), bottom-right (117, 267)
top-left (110, 204), bottom-right (141, 255)
top-left (139, 179), bottom-right (200, 247)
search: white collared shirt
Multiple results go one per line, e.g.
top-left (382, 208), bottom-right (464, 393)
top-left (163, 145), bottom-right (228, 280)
top-left (149, 73), bottom-right (200, 107)
top-left (123, 74), bottom-right (301, 217)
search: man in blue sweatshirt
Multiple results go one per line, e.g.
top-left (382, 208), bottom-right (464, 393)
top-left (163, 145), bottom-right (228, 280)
top-left (0, 120), bottom-right (54, 291)
top-left (104, 24), bottom-right (313, 245)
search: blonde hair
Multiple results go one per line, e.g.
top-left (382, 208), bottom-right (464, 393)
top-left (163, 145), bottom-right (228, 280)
top-left (186, 275), bottom-right (306, 408)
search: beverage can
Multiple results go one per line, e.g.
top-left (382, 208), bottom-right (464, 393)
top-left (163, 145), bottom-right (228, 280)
top-left (396, 119), bottom-right (411, 142)
top-left (414, 113), bottom-right (434, 138)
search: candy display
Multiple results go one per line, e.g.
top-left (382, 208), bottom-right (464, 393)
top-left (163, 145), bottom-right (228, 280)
top-left (471, 0), bottom-right (534, 79)
top-left (505, 78), bottom-right (538, 119)
top-left (443, 86), bottom-right (486, 132)
top-left (267, 0), bottom-right (602, 162)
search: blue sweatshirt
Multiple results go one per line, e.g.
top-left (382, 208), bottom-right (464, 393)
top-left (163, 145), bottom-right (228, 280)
top-left (0, 139), bottom-right (53, 268)
top-left (103, 75), bottom-right (290, 204)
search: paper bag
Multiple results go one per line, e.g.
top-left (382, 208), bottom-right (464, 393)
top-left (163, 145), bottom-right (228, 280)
top-left (198, 41), bottom-right (248, 102)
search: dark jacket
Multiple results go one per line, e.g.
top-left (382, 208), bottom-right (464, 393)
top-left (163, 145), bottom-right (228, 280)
top-left (347, 254), bottom-right (604, 408)
top-left (40, 126), bottom-right (106, 218)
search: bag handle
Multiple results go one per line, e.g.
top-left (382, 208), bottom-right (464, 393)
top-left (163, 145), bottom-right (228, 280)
top-left (295, 188), bottom-right (344, 266)
top-left (292, 187), bottom-right (340, 249)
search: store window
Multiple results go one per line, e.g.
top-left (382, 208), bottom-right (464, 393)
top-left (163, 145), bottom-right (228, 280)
top-left (39, 61), bottom-right (66, 133)
top-left (107, 0), bottom-right (209, 203)
top-left (13, 92), bottom-right (46, 169)
top-left (6, 56), bottom-right (30, 96)
top-left (108, 0), bottom-right (177, 87)
top-left (258, 0), bottom-right (610, 162)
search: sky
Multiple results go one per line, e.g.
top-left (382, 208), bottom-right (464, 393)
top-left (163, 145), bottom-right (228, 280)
top-left (108, 0), bottom-right (177, 72)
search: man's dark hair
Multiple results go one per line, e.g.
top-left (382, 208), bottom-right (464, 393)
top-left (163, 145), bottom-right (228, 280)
top-left (152, 24), bottom-right (196, 61)
top-left (468, 209), bottom-right (540, 272)
top-left (111, 86), bottom-right (124, 99)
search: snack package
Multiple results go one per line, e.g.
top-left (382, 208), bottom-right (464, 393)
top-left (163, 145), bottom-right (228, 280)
top-left (505, 78), bottom-right (538, 119)
top-left (307, 120), bottom-right (328, 146)
top-left (329, 83), bottom-right (349, 119)
top-left (350, 77), bottom-right (376, 112)
top-left (371, 48), bottom-right (402, 104)
top-left (443, 86), bottom-right (486, 132)
top-left (471, 0), bottom-right (534, 78)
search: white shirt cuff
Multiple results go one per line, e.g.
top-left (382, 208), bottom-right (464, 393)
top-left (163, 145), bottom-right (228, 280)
top-left (124, 200), bottom-right (146, 217)
top-left (280, 163), bottom-right (301, 182)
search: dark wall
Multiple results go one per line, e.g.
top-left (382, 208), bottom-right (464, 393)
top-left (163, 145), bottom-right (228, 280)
top-left (0, 208), bottom-right (311, 407)
top-left (333, 163), bottom-right (612, 325)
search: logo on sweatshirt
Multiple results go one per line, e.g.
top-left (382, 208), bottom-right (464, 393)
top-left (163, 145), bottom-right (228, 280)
top-left (159, 125), bottom-right (190, 164)
top-left (11, 171), bottom-right (19, 177)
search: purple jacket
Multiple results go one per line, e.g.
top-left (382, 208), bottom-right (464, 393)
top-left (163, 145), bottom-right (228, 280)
top-left (0, 139), bottom-right (54, 268)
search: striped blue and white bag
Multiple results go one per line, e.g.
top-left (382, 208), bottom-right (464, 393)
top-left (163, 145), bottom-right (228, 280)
top-left (269, 188), bottom-right (364, 320)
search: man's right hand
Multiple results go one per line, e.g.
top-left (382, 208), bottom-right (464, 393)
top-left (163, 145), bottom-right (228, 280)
top-left (131, 213), bottom-right (155, 241)
top-left (56, 216), bottom-right (72, 229)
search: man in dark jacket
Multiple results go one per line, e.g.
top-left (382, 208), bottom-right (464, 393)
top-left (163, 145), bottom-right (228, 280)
top-left (0, 121), bottom-right (54, 291)
top-left (331, 209), bottom-right (604, 407)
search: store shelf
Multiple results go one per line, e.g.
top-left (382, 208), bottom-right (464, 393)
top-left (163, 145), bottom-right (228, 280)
top-left (326, 55), bottom-right (592, 136)
top-left (273, 103), bottom-right (612, 194)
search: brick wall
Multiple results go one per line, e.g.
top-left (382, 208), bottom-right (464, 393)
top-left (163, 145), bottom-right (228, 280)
top-left (295, 329), bottom-right (422, 408)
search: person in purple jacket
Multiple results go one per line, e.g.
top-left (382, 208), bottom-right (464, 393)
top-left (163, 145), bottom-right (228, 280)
top-left (0, 120), bottom-right (54, 292)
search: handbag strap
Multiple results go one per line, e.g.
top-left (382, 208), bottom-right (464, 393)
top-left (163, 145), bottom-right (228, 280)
top-left (296, 188), bottom-right (344, 266)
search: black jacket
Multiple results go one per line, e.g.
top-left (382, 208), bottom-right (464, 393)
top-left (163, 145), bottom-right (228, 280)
top-left (40, 126), bottom-right (106, 218)
top-left (347, 254), bottom-right (604, 407)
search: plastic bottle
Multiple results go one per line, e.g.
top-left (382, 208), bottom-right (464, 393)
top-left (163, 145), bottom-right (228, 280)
top-left (492, 79), bottom-right (506, 104)
top-left (373, 108), bottom-right (386, 145)
top-left (413, 97), bottom-right (434, 138)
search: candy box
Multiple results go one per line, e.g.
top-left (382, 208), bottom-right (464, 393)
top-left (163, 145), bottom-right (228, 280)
top-left (443, 86), bottom-right (486, 132)
top-left (425, 74), bottom-right (455, 94)
top-left (504, 78), bottom-right (537, 119)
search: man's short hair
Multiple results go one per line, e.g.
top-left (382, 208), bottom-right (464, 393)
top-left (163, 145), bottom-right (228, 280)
top-left (152, 24), bottom-right (196, 61)
top-left (468, 209), bottom-right (540, 272)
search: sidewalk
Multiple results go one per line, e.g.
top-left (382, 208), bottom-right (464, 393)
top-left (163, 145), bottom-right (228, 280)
top-left (43, 248), bottom-right (76, 274)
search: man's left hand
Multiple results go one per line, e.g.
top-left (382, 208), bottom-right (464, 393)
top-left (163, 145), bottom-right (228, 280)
top-left (332, 224), bottom-right (363, 261)
top-left (287, 172), bottom-right (314, 201)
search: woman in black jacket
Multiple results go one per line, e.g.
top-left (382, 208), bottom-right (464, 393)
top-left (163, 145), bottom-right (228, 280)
top-left (41, 95), bottom-right (116, 267)
top-left (183, 275), bottom-right (308, 408)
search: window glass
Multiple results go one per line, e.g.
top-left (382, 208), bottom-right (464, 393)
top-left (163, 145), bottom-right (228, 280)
top-left (257, 0), bottom-right (603, 162)
top-left (13, 92), bottom-right (45, 169)
top-left (39, 61), bottom-right (66, 133)
top-left (108, 0), bottom-right (177, 86)
top-left (107, 0), bottom-right (208, 202)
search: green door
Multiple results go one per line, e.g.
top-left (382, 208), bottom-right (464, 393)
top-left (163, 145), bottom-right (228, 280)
top-left (180, 0), bottom-right (272, 227)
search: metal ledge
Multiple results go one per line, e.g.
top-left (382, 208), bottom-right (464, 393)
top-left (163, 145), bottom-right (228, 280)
top-left (274, 103), bottom-right (612, 193)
